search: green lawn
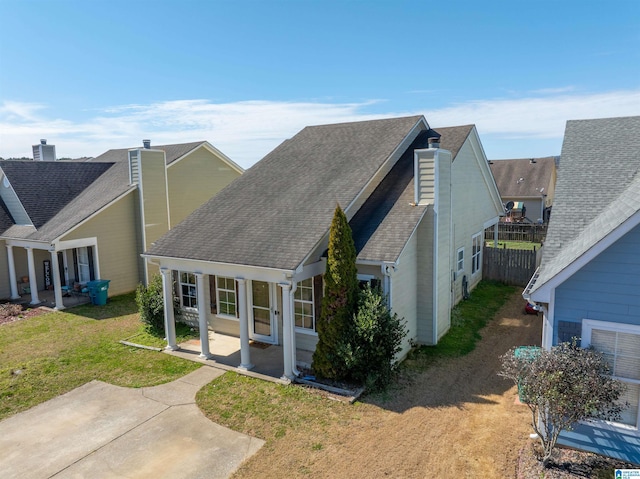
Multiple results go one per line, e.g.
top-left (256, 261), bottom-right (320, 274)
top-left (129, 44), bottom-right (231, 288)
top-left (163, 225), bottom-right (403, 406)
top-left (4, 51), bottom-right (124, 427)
top-left (0, 293), bottom-right (199, 421)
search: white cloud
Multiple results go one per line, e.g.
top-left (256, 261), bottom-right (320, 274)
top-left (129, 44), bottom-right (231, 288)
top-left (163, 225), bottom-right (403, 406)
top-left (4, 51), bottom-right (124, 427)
top-left (1, 89), bottom-right (638, 167)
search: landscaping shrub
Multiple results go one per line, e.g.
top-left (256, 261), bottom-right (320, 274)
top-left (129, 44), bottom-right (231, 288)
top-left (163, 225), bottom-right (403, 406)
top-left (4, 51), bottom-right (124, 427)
top-left (348, 285), bottom-right (407, 392)
top-left (135, 275), bottom-right (166, 335)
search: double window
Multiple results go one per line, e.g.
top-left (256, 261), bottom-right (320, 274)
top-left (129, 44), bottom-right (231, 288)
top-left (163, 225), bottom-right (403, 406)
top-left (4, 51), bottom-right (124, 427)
top-left (471, 233), bottom-right (482, 274)
top-left (583, 320), bottom-right (640, 429)
top-left (216, 276), bottom-right (237, 318)
top-left (179, 272), bottom-right (197, 309)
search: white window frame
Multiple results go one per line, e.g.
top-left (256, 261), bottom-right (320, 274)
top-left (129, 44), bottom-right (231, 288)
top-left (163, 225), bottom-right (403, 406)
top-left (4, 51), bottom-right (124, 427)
top-left (179, 271), bottom-right (197, 310)
top-left (471, 233), bottom-right (482, 275)
top-left (294, 278), bottom-right (316, 334)
top-left (77, 247), bottom-right (91, 283)
top-left (582, 319), bottom-right (640, 431)
top-left (216, 276), bottom-right (238, 320)
top-left (456, 247), bottom-right (464, 274)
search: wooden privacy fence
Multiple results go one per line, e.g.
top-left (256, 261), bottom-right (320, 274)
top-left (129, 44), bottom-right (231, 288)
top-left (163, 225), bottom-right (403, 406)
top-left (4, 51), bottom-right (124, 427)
top-left (482, 246), bottom-right (540, 286)
top-left (484, 223), bottom-right (547, 243)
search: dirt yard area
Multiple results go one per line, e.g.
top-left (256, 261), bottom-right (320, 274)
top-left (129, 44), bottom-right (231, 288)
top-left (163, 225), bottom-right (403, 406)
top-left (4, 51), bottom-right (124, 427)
top-left (234, 291), bottom-right (543, 478)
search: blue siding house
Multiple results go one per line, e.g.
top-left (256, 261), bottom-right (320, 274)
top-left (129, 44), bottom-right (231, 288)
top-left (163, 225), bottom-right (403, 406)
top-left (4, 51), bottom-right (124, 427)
top-left (524, 116), bottom-right (640, 465)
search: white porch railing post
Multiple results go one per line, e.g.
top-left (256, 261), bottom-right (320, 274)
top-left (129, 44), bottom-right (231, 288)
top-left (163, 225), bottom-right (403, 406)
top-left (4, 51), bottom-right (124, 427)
top-left (280, 282), bottom-right (294, 380)
top-left (160, 267), bottom-right (178, 350)
top-left (6, 245), bottom-right (19, 299)
top-left (195, 272), bottom-right (211, 359)
top-left (50, 250), bottom-right (64, 310)
top-left (236, 278), bottom-right (253, 370)
top-left (26, 247), bottom-right (40, 305)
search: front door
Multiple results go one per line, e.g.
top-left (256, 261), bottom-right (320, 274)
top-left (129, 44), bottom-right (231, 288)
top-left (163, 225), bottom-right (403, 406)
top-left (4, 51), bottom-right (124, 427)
top-left (249, 280), bottom-right (276, 344)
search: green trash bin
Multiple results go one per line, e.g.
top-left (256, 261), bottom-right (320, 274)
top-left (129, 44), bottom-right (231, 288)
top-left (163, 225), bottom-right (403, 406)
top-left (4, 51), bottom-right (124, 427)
top-left (514, 346), bottom-right (541, 402)
top-left (87, 280), bottom-right (110, 306)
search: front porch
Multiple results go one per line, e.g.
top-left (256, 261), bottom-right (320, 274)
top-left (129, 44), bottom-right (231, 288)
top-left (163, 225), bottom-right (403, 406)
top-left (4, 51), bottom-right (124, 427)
top-left (11, 288), bottom-right (91, 309)
top-left (167, 331), bottom-right (313, 383)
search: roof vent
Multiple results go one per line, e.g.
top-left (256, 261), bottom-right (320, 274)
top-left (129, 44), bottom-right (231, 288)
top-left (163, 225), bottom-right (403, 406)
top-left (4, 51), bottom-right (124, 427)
top-left (428, 137), bottom-right (440, 149)
top-left (40, 139), bottom-right (47, 145)
top-left (530, 158), bottom-right (536, 164)
top-left (143, 139), bottom-right (151, 149)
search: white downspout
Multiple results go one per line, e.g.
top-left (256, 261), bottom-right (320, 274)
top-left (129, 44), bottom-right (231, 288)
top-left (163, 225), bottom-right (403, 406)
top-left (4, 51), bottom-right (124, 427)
top-left (289, 281), bottom-right (300, 377)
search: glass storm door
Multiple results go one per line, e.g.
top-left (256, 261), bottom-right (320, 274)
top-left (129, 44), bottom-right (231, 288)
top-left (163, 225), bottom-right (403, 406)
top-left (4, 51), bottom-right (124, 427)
top-left (250, 281), bottom-right (276, 343)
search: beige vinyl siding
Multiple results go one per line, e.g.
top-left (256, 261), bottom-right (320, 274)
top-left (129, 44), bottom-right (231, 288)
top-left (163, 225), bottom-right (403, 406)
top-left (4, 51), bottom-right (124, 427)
top-left (59, 192), bottom-right (140, 296)
top-left (451, 135), bottom-right (501, 304)
top-left (139, 150), bottom-right (170, 251)
top-left (435, 150), bottom-right (452, 341)
top-left (0, 240), bottom-right (9, 298)
top-left (391, 232), bottom-right (418, 359)
top-left (416, 210), bottom-right (435, 344)
top-left (296, 331), bottom-right (318, 352)
top-left (167, 147), bottom-right (241, 227)
top-left (139, 150), bottom-right (170, 281)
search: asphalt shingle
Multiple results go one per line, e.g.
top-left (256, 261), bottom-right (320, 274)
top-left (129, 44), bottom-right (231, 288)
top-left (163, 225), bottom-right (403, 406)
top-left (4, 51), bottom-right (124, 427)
top-left (489, 156), bottom-right (556, 198)
top-left (146, 116), bottom-right (425, 270)
top-left (529, 116), bottom-right (640, 294)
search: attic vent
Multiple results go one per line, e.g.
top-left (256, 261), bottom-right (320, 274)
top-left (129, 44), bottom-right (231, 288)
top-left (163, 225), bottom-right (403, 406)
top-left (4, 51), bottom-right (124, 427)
top-left (128, 150), bottom-right (140, 184)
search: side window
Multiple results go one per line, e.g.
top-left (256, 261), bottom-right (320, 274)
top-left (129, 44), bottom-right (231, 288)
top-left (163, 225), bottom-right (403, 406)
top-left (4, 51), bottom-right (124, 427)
top-left (471, 233), bottom-right (482, 274)
top-left (179, 271), bottom-right (197, 309)
top-left (457, 247), bottom-right (464, 273)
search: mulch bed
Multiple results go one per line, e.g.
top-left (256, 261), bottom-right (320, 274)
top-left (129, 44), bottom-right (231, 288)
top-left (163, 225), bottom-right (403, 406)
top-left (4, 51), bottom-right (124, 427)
top-left (517, 442), bottom-right (637, 478)
top-left (0, 303), bottom-right (48, 326)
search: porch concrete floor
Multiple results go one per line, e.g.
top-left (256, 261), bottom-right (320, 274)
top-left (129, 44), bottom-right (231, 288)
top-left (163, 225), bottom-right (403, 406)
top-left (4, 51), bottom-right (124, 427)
top-left (12, 288), bottom-right (91, 309)
top-left (166, 331), bottom-right (313, 383)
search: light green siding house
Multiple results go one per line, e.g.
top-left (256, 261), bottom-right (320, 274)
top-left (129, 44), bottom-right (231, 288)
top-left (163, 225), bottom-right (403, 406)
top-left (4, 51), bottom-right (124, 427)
top-left (144, 116), bottom-right (503, 380)
top-left (0, 141), bottom-right (242, 307)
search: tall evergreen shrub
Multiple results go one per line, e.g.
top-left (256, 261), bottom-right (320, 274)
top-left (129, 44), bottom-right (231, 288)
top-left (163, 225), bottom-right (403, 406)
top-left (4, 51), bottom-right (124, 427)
top-left (312, 204), bottom-right (359, 379)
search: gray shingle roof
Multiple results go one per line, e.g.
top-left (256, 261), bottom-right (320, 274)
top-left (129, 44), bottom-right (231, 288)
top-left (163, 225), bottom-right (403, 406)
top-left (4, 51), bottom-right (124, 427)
top-left (352, 126), bottom-right (472, 262)
top-left (146, 116), bottom-right (425, 270)
top-left (0, 141), bottom-right (212, 242)
top-left (529, 116), bottom-right (640, 294)
top-left (92, 141), bottom-right (205, 165)
top-left (489, 156), bottom-right (556, 198)
top-left (0, 161), bottom-right (113, 228)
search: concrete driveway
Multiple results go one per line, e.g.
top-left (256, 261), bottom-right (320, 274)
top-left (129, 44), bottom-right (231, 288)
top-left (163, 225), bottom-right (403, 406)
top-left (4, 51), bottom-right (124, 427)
top-left (0, 367), bottom-right (264, 479)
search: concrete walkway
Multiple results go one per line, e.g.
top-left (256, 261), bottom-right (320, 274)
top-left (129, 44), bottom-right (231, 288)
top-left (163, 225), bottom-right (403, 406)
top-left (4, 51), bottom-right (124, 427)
top-left (0, 367), bottom-right (264, 479)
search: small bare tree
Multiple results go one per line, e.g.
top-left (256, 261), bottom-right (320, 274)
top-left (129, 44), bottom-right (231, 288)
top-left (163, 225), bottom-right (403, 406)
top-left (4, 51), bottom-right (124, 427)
top-left (499, 340), bottom-right (627, 466)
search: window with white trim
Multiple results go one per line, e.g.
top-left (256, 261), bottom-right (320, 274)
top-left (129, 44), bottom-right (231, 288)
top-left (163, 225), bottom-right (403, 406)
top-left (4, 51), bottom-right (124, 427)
top-left (583, 320), bottom-right (640, 429)
top-left (77, 247), bottom-right (91, 283)
top-left (294, 278), bottom-right (315, 332)
top-left (216, 276), bottom-right (237, 318)
top-left (179, 272), bottom-right (197, 309)
top-left (471, 233), bottom-right (482, 274)
top-left (456, 247), bottom-right (464, 273)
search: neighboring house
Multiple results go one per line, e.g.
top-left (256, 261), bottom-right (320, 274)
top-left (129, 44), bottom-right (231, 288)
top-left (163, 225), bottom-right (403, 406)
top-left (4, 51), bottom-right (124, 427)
top-left (524, 116), bottom-right (640, 464)
top-left (0, 140), bottom-right (242, 309)
top-left (144, 115), bottom-right (503, 380)
top-left (489, 156), bottom-right (557, 223)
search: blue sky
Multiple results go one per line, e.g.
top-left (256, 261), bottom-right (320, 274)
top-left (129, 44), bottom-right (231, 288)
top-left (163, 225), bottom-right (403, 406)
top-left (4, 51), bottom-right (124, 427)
top-left (1, 0), bottom-right (639, 167)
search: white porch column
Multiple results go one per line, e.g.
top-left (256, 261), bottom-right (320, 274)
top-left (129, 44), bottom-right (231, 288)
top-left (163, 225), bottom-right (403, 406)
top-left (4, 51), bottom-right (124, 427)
top-left (280, 282), bottom-right (294, 380)
top-left (26, 247), bottom-right (40, 305)
top-left (195, 272), bottom-right (212, 359)
top-left (493, 222), bottom-right (499, 247)
top-left (6, 245), bottom-right (19, 299)
top-left (236, 278), bottom-right (253, 370)
top-left (160, 267), bottom-right (178, 350)
top-left (50, 250), bottom-right (64, 310)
